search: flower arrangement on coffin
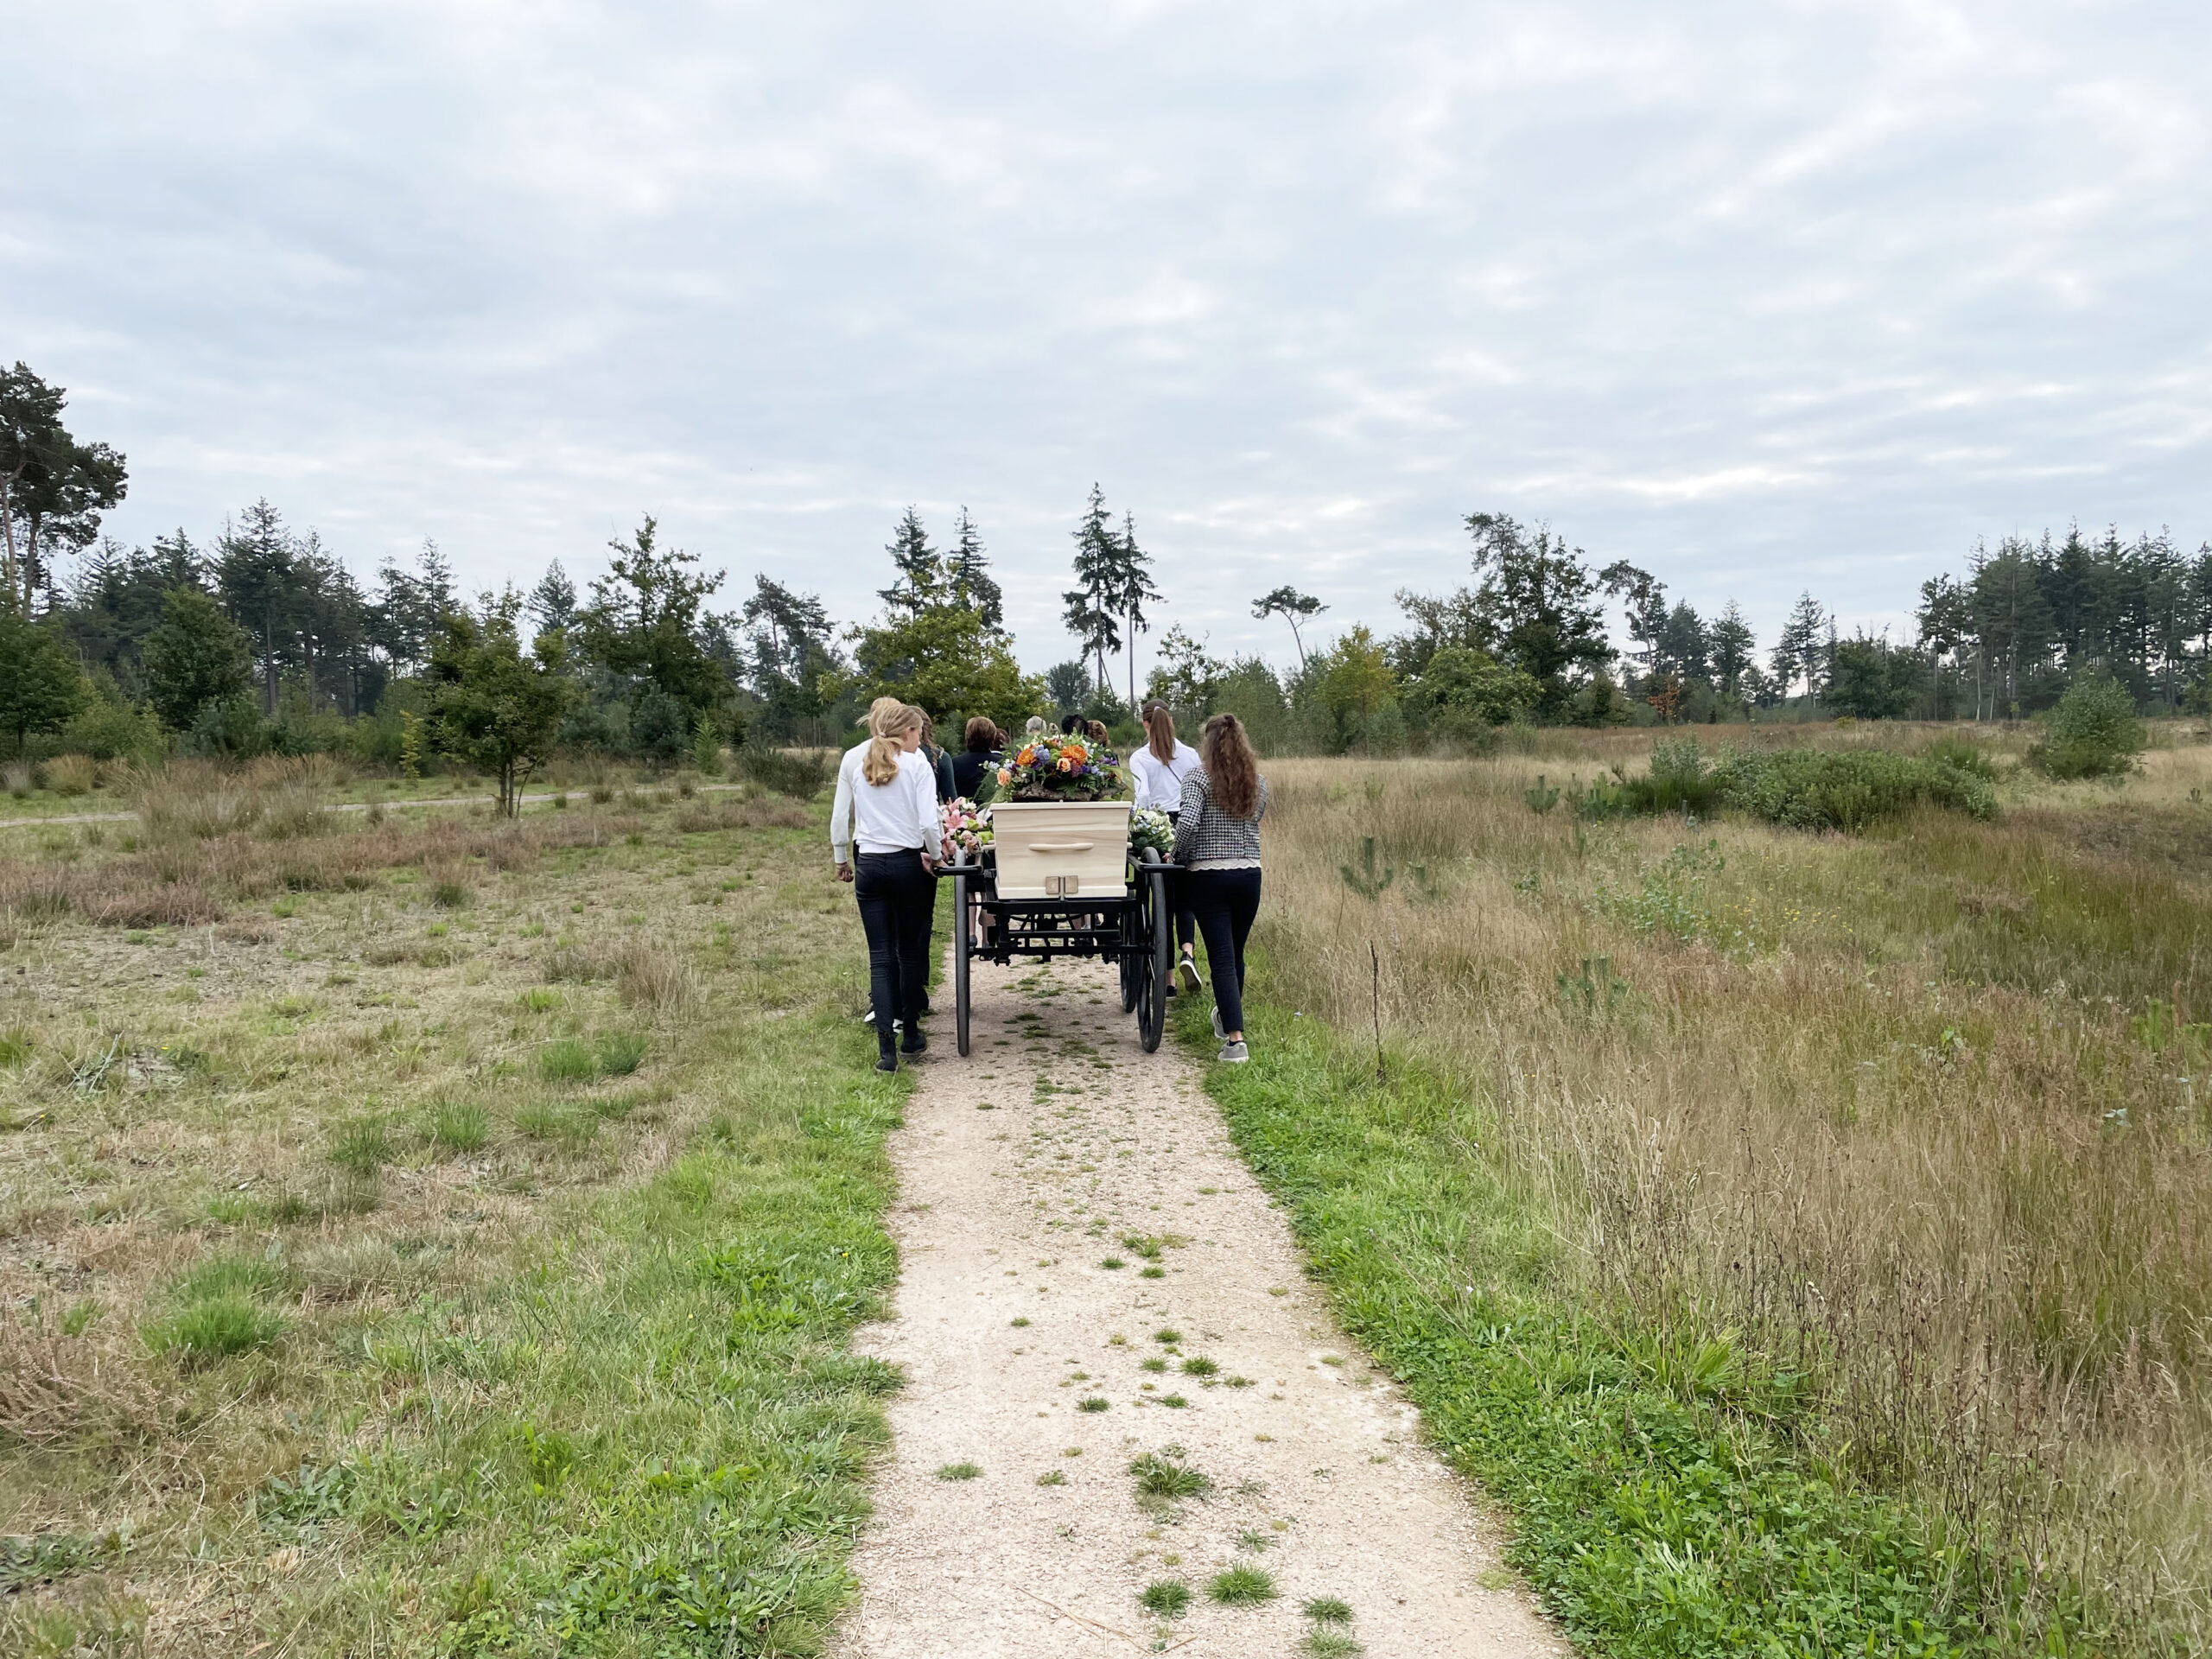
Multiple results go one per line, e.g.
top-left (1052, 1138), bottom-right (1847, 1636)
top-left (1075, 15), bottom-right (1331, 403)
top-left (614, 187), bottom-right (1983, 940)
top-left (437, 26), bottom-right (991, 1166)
top-left (1129, 806), bottom-right (1174, 860)
top-left (943, 798), bottom-right (992, 858)
top-left (995, 733), bottom-right (1122, 802)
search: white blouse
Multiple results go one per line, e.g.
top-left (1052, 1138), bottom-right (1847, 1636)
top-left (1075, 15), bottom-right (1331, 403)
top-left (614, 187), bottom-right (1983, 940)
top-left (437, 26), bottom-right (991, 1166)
top-left (849, 747), bottom-right (941, 857)
top-left (1128, 740), bottom-right (1202, 811)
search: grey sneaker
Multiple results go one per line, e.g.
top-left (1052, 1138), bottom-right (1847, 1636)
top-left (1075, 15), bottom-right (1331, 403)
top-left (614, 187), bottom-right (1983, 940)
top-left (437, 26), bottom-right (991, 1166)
top-left (1178, 954), bottom-right (1202, 995)
top-left (1211, 1006), bottom-right (1225, 1039)
top-left (1217, 1040), bottom-right (1249, 1065)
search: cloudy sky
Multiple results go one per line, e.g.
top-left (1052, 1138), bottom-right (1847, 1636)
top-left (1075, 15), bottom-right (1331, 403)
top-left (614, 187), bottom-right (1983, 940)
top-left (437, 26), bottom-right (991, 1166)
top-left (11, 0), bottom-right (2207, 676)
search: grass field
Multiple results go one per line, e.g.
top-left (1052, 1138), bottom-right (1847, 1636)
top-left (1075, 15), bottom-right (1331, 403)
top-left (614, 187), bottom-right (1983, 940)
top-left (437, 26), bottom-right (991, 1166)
top-left (1195, 722), bottom-right (2212, 1655)
top-left (0, 772), bottom-right (906, 1656)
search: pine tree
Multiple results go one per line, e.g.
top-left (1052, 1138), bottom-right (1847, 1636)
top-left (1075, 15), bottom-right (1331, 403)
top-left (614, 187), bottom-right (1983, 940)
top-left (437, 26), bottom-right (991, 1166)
top-left (528, 560), bottom-right (577, 636)
top-left (1062, 485), bottom-right (1122, 692)
top-left (1707, 601), bottom-right (1756, 698)
top-left (879, 507), bottom-right (944, 620)
top-left (1771, 592), bottom-right (1829, 701)
top-left (945, 508), bottom-right (1005, 632)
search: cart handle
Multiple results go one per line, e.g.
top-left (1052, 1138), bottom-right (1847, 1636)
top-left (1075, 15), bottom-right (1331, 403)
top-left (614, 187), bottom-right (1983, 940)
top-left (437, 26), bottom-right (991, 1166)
top-left (1028, 840), bottom-right (1096, 852)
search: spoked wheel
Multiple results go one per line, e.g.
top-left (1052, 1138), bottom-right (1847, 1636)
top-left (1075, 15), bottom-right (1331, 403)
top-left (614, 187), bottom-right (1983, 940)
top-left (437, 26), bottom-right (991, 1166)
top-left (1137, 855), bottom-right (1171, 1052)
top-left (952, 868), bottom-right (973, 1057)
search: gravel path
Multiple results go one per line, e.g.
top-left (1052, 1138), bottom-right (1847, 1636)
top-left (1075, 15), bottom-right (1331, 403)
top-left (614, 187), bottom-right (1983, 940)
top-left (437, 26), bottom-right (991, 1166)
top-left (835, 953), bottom-right (1563, 1657)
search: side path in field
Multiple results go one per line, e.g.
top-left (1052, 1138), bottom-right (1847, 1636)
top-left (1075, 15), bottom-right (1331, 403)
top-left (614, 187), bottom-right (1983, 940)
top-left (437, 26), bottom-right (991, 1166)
top-left (833, 954), bottom-right (1563, 1657)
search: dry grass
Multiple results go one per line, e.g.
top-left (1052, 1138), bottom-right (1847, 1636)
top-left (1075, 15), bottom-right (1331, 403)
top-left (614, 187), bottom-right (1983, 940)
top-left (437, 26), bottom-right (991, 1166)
top-left (1254, 739), bottom-right (2212, 1642)
top-left (0, 785), bottom-right (880, 1652)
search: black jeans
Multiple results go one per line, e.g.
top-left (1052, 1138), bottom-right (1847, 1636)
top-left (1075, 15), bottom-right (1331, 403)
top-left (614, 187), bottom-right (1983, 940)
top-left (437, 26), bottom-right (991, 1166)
top-left (1186, 868), bottom-right (1262, 1035)
top-left (855, 851), bottom-right (934, 1049)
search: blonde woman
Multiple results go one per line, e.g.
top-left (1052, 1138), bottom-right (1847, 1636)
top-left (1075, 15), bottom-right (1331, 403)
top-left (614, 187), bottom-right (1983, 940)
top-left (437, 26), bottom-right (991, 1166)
top-left (1130, 702), bottom-right (1202, 987)
top-left (1171, 713), bottom-right (1267, 1064)
top-left (836, 703), bottom-right (944, 1071)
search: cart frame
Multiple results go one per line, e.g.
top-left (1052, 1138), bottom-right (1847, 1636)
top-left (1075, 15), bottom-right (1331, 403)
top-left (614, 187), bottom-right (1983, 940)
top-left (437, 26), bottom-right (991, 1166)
top-left (945, 846), bottom-right (1174, 1056)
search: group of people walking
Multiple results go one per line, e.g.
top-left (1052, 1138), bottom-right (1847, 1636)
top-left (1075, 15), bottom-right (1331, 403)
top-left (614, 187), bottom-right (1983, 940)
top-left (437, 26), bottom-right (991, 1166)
top-left (829, 695), bottom-right (1268, 1073)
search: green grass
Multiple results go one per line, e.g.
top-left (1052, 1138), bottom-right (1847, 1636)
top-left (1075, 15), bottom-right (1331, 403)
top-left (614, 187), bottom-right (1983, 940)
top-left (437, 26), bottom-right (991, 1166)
top-left (428, 1099), bottom-right (491, 1154)
top-left (1207, 1565), bottom-right (1278, 1606)
top-left (1139, 1580), bottom-right (1191, 1618)
top-left (935, 1462), bottom-right (982, 1482)
top-left (1179, 987), bottom-right (2110, 1657)
top-left (1128, 1449), bottom-right (1211, 1500)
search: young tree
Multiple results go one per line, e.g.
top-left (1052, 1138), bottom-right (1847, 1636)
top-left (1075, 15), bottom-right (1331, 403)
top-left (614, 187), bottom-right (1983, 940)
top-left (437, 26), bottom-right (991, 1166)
top-left (1113, 512), bottom-right (1160, 710)
top-left (0, 362), bottom-right (128, 612)
top-left (879, 507), bottom-right (944, 620)
top-left (1827, 634), bottom-right (1928, 720)
top-left (847, 605), bottom-right (1044, 730)
top-left (945, 508), bottom-right (1005, 632)
top-left (1251, 586), bottom-right (1327, 671)
top-left (577, 517), bottom-right (733, 760)
top-left (1654, 601), bottom-right (1710, 687)
top-left (0, 609), bottom-right (85, 752)
top-left (143, 587), bottom-right (255, 733)
top-left (1707, 601), bottom-right (1757, 700)
top-left (1062, 485), bottom-right (1123, 691)
top-left (1387, 583), bottom-right (1484, 678)
top-left (425, 601), bottom-right (575, 816)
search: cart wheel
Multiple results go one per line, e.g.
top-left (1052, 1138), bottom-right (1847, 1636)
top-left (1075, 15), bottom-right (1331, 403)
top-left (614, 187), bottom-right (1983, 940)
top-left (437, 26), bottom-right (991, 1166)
top-left (1139, 862), bottom-right (1171, 1052)
top-left (953, 870), bottom-right (972, 1057)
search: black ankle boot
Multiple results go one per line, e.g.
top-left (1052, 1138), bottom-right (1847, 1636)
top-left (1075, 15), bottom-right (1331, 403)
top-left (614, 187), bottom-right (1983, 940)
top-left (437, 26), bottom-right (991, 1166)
top-left (875, 1044), bottom-right (898, 1073)
top-left (900, 1027), bottom-right (928, 1057)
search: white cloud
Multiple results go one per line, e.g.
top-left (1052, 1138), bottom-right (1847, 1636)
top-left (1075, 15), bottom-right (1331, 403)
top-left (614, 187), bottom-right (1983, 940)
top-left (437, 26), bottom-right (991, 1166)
top-left (4, 0), bottom-right (2204, 674)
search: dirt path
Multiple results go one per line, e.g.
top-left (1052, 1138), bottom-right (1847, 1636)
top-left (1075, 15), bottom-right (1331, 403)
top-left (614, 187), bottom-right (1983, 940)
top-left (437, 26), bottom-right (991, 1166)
top-left (835, 954), bottom-right (1563, 1657)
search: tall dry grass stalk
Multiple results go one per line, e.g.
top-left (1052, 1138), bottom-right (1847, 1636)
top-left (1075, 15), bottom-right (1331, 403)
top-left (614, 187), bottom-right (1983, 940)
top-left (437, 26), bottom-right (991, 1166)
top-left (1255, 751), bottom-right (2212, 1643)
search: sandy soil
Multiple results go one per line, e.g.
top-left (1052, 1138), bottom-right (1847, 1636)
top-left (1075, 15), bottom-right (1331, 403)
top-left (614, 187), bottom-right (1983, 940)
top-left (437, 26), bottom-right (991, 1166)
top-left (834, 953), bottom-right (1564, 1657)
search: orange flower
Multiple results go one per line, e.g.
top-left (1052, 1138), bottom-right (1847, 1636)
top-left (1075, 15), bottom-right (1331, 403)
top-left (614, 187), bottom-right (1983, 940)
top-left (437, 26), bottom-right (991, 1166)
top-left (996, 767), bottom-right (1012, 785)
top-left (1017, 747), bottom-right (1036, 766)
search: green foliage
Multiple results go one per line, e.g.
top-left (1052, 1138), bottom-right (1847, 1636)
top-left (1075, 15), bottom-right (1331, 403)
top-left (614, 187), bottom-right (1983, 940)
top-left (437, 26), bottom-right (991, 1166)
top-left (1318, 625), bottom-right (1400, 750)
top-left (146, 1255), bottom-right (289, 1363)
top-left (0, 609), bottom-right (85, 752)
top-left (845, 602), bottom-right (1045, 729)
top-left (1207, 1565), bottom-right (1279, 1605)
top-left (1826, 635), bottom-right (1929, 720)
top-left (429, 1100), bottom-right (491, 1154)
top-left (1128, 1449), bottom-right (1212, 1499)
top-left (184, 692), bottom-right (270, 760)
top-left (142, 585), bottom-right (254, 733)
top-left (1339, 836), bottom-right (1395, 899)
top-left (934, 1461), bottom-right (982, 1481)
top-left (1522, 775), bottom-right (1561, 815)
top-left (425, 603), bottom-right (573, 815)
top-left (576, 516), bottom-right (731, 760)
top-left (2030, 671), bottom-right (2145, 779)
top-left (327, 1116), bottom-right (395, 1174)
top-left (1181, 997), bottom-right (2096, 1656)
top-left (1408, 645), bottom-right (1542, 741)
top-left (1139, 1580), bottom-right (1192, 1618)
top-left (60, 671), bottom-right (163, 761)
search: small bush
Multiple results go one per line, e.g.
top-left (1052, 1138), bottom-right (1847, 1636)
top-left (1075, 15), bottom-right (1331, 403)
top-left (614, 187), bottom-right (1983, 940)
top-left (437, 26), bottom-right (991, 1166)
top-left (735, 745), bottom-right (829, 800)
top-left (2030, 671), bottom-right (2145, 779)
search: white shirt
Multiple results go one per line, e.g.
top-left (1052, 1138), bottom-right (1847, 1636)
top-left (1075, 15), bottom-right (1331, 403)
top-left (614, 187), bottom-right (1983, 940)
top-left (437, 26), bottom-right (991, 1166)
top-left (829, 741), bottom-right (868, 865)
top-left (1128, 740), bottom-right (1202, 811)
top-left (839, 747), bottom-right (941, 859)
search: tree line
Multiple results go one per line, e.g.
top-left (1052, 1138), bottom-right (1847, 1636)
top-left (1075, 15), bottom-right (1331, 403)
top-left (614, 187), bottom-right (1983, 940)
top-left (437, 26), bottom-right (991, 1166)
top-left (5, 356), bottom-right (2205, 779)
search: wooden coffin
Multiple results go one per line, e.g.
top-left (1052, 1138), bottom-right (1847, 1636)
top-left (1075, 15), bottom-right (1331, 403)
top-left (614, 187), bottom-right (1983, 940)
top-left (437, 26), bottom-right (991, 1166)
top-left (986, 801), bottom-right (1132, 900)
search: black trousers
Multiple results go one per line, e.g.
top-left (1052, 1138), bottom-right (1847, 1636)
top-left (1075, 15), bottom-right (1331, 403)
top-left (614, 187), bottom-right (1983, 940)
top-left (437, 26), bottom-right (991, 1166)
top-left (1186, 867), bottom-right (1262, 1035)
top-left (855, 850), bottom-right (933, 1047)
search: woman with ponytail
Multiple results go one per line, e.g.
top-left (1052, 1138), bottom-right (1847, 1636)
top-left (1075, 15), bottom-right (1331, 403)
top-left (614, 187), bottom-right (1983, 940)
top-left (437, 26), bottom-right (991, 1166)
top-left (837, 702), bottom-right (944, 1071)
top-left (1171, 713), bottom-right (1267, 1064)
top-left (1130, 701), bottom-right (1202, 988)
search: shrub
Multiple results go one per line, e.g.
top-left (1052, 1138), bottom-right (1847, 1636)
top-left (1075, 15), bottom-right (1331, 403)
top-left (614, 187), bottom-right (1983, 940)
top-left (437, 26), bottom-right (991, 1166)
top-left (2030, 671), bottom-right (2145, 779)
top-left (1586, 741), bottom-right (1996, 832)
top-left (734, 745), bottom-right (828, 800)
top-left (130, 759), bottom-right (264, 841)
